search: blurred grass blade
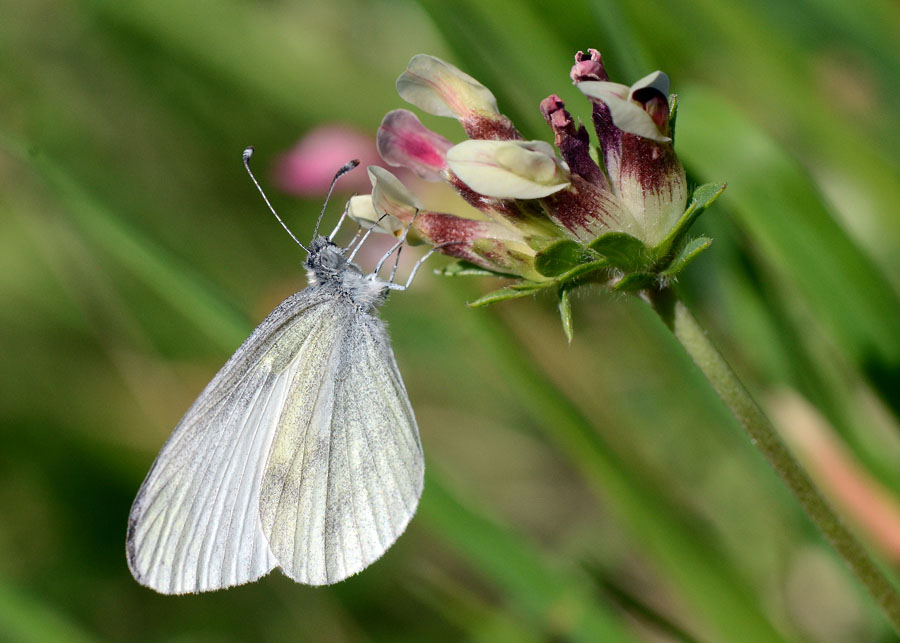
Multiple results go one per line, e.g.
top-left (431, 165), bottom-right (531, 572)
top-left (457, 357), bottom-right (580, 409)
top-left (13, 145), bottom-right (250, 350)
top-left (85, 0), bottom-right (397, 125)
top-left (0, 580), bottom-right (97, 643)
top-left (444, 283), bottom-right (786, 642)
top-left (582, 0), bottom-right (653, 79)
top-left (627, 0), bottom-right (900, 271)
top-left (675, 85), bottom-right (900, 375)
top-left (707, 238), bottom-right (900, 496)
top-left (407, 568), bottom-right (545, 643)
top-left (422, 469), bottom-right (636, 642)
top-left (412, 0), bottom-right (575, 138)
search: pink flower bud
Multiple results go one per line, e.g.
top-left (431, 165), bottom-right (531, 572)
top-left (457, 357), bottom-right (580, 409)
top-left (569, 49), bottom-right (609, 83)
top-left (377, 110), bottom-right (453, 182)
top-left (540, 94), bottom-right (607, 188)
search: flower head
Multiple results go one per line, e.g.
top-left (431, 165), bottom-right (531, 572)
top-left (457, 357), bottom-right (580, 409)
top-left (351, 50), bottom-right (724, 335)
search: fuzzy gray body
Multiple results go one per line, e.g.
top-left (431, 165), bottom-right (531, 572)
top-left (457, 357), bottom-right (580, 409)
top-left (126, 236), bottom-right (423, 593)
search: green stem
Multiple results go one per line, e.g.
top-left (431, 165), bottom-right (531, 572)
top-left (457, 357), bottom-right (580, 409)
top-left (652, 289), bottom-right (900, 633)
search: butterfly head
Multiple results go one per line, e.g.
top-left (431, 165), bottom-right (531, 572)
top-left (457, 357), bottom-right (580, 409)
top-left (306, 235), bottom-right (355, 279)
top-left (306, 236), bottom-right (388, 309)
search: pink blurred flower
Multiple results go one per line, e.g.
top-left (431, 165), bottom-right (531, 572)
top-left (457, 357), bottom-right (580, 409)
top-left (772, 391), bottom-right (900, 564)
top-left (273, 125), bottom-right (383, 196)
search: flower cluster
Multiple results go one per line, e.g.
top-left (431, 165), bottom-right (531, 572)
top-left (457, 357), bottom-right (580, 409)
top-left (348, 50), bottom-right (723, 332)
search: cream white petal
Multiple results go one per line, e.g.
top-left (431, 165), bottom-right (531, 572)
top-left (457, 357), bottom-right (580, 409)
top-left (629, 70), bottom-right (670, 97)
top-left (367, 166), bottom-right (422, 226)
top-left (577, 80), bottom-right (630, 100)
top-left (446, 139), bottom-right (570, 199)
top-left (578, 81), bottom-right (671, 143)
top-left (396, 54), bottom-right (499, 119)
top-left (368, 166), bottom-right (423, 209)
top-left (347, 194), bottom-right (404, 234)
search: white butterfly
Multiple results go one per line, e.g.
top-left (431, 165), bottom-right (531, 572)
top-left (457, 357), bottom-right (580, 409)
top-left (126, 151), bottom-right (432, 593)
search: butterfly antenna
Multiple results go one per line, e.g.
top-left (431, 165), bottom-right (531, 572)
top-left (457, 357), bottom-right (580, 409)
top-left (242, 146), bottom-right (308, 253)
top-left (313, 159), bottom-right (360, 239)
top-left (328, 199), bottom-right (353, 241)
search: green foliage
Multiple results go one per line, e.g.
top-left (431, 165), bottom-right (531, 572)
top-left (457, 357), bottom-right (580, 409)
top-left (668, 93), bottom-right (679, 144)
top-left (655, 182), bottom-right (726, 260)
top-left (436, 260), bottom-right (514, 278)
top-left (677, 90), bottom-right (900, 367)
top-left (557, 285), bottom-right (574, 343)
top-left (467, 283), bottom-right (545, 307)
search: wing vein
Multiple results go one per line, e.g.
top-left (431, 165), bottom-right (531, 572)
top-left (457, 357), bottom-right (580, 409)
top-left (340, 371), bottom-right (368, 564)
top-left (322, 374), bottom-right (336, 584)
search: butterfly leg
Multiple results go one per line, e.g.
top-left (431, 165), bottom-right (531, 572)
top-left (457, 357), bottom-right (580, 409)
top-left (386, 242), bottom-right (463, 291)
top-left (342, 225), bottom-right (365, 255)
top-left (346, 212), bottom-right (392, 262)
top-left (373, 210), bottom-right (419, 277)
top-left (388, 245), bottom-right (403, 284)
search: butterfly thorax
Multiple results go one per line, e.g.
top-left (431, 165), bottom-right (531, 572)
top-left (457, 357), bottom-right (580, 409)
top-left (305, 236), bottom-right (389, 312)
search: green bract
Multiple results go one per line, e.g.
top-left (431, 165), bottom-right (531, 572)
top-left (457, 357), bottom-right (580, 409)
top-left (448, 182), bottom-right (725, 341)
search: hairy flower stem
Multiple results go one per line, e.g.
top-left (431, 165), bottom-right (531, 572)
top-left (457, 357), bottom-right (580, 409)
top-left (651, 288), bottom-right (900, 633)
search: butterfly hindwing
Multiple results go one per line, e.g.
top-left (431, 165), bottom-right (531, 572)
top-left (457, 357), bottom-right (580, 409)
top-left (260, 308), bottom-right (424, 585)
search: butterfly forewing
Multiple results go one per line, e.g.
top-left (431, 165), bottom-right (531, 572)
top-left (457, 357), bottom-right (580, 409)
top-left (127, 290), bottom-right (331, 594)
top-left (260, 308), bottom-right (424, 585)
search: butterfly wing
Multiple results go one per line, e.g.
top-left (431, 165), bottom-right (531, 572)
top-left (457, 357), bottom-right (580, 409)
top-left (260, 307), bottom-right (424, 585)
top-left (126, 288), bottom-right (334, 594)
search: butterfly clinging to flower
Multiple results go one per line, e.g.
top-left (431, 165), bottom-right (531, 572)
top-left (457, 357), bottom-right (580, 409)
top-left (127, 149), bottom-right (434, 593)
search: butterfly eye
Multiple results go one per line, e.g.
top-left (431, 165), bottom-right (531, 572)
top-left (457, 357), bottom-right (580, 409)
top-left (320, 250), bottom-right (341, 269)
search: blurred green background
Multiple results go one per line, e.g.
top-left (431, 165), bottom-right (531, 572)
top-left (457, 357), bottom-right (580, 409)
top-left (2, 0), bottom-right (900, 640)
